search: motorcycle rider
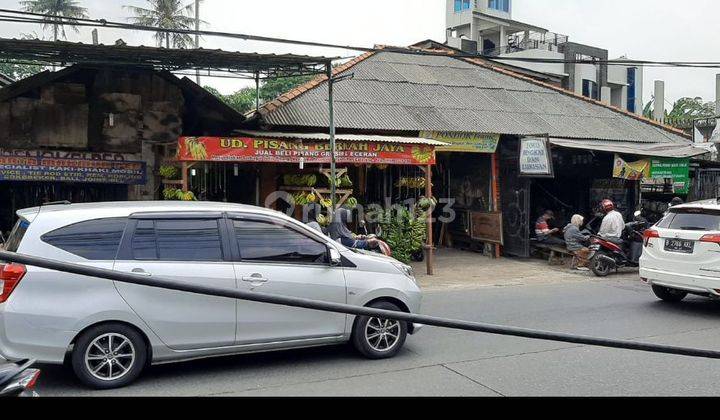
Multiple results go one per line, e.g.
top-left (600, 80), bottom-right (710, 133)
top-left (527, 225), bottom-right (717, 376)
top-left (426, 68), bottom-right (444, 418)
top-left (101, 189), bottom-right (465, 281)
top-left (327, 207), bottom-right (379, 250)
top-left (598, 199), bottom-right (625, 242)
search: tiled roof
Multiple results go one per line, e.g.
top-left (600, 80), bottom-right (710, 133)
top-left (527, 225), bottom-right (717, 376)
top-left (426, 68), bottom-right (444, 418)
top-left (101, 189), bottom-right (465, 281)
top-left (257, 48), bottom-right (691, 145)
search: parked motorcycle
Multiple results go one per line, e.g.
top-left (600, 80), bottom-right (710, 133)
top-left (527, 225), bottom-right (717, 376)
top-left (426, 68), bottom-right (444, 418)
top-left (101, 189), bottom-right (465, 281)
top-left (588, 211), bottom-right (649, 277)
top-left (0, 360), bottom-right (41, 397)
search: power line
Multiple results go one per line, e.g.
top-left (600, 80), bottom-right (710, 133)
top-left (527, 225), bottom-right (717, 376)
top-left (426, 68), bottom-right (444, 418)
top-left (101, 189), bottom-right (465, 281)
top-left (2, 8), bottom-right (720, 69)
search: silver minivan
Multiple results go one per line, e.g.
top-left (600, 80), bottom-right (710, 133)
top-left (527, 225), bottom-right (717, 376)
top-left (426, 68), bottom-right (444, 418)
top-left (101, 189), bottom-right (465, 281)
top-left (0, 201), bottom-right (422, 389)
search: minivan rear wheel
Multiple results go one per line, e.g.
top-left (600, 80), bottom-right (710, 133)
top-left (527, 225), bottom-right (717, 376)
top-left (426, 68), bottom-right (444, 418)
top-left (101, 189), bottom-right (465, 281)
top-left (71, 323), bottom-right (147, 389)
top-left (652, 285), bottom-right (688, 303)
top-left (351, 301), bottom-right (408, 359)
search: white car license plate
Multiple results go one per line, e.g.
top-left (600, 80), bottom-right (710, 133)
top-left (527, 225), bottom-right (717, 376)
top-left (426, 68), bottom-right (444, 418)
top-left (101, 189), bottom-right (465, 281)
top-left (664, 239), bottom-right (695, 254)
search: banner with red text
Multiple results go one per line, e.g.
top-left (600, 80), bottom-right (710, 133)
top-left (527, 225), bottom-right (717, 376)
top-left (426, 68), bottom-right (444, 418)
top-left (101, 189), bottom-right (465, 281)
top-left (178, 137), bottom-right (436, 165)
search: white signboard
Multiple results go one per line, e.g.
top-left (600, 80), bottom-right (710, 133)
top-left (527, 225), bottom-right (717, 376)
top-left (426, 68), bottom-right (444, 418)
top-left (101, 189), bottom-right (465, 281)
top-left (519, 137), bottom-right (554, 177)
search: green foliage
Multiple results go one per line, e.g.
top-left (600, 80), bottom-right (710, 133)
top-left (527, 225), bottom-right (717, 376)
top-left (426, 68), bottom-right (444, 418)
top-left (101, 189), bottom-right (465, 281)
top-left (0, 62), bottom-right (43, 81)
top-left (643, 96), bottom-right (716, 121)
top-left (203, 75), bottom-right (314, 114)
top-left (125, 0), bottom-right (203, 49)
top-left (375, 206), bottom-right (428, 264)
top-left (20, 0), bottom-right (88, 40)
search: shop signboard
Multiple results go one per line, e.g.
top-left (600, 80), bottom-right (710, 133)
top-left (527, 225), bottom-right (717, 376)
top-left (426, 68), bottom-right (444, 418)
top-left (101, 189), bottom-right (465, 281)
top-left (178, 137), bottom-right (437, 165)
top-left (470, 211), bottom-right (504, 245)
top-left (612, 154), bottom-right (690, 194)
top-left (647, 158), bottom-right (691, 195)
top-left (519, 136), bottom-right (554, 178)
top-left (420, 131), bottom-right (500, 154)
top-left (613, 155), bottom-right (651, 181)
top-left (0, 149), bottom-right (146, 185)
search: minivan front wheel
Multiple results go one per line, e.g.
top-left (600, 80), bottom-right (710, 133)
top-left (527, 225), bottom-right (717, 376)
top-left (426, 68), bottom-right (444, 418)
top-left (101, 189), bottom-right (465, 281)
top-left (71, 323), bottom-right (147, 389)
top-left (352, 301), bottom-right (408, 359)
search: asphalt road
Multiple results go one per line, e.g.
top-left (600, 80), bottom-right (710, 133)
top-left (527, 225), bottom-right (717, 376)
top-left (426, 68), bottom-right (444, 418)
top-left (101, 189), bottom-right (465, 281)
top-left (35, 274), bottom-right (720, 396)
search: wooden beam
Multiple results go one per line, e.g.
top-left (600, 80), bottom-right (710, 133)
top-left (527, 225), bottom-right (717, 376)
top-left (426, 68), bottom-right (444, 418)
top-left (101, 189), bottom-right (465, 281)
top-left (424, 164), bottom-right (435, 276)
top-left (491, 151), bottom-right (501, 259)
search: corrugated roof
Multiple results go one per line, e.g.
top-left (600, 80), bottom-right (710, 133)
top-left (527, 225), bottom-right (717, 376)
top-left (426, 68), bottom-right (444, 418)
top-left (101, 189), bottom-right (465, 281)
top-left (258, 49), bottom-right (692, 147)
top-left (235, 130), bottom-right (449, 146)
top-left (0, 38), bottom-right (334, 77)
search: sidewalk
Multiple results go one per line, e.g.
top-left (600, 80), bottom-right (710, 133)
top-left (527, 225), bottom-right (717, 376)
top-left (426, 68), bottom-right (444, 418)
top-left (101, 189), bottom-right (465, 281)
top-left (410, 248), bottom-right (639, 291)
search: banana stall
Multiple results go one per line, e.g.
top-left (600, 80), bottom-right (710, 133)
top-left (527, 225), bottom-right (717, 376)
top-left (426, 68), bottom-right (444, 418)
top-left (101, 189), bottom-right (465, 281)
top-left (163, 131), bottom-right (448, 272)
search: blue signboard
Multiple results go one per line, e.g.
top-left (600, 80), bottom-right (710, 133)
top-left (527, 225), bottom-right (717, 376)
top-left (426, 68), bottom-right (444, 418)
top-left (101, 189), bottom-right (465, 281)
top-left (0, 149), bottom-right (147, 185)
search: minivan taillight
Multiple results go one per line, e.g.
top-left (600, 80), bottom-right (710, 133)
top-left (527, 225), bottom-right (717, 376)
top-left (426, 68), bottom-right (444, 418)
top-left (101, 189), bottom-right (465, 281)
top-left (0, 263), bottom-right (26, 304)
top-left (643, 229), bottom-right (660, 247)
top-left (700, 234), bottom-right (720, 244)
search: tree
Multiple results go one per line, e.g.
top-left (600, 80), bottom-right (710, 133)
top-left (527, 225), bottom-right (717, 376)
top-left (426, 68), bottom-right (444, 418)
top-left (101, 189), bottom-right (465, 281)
top-left (126, 0), bottom-right (201, 49)
top-left (20, 0), bottom-right (89, 41)
top-left (0, 62), bottom-right (44, 81)
top-left (643, 96), bottom-right (716, 121)
top-left (204, 75), bottom-right (315, 114)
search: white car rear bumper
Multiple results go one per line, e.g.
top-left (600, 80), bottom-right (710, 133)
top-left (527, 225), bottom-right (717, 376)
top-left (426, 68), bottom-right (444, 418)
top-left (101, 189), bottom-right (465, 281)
top-left (640, 267), bottom-right (720, 296)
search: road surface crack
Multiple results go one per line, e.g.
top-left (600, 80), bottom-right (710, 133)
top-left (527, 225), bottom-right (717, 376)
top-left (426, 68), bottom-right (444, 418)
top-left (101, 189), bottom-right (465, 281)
top-left (441, 364), bottom-right (505, 396)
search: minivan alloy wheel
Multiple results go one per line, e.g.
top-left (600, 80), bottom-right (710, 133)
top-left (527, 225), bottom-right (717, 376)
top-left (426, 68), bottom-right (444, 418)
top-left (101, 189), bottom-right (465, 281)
top-left (84, 333), bottom-right (136, 382)
top-left (365, 317), bottom-right (402, 352)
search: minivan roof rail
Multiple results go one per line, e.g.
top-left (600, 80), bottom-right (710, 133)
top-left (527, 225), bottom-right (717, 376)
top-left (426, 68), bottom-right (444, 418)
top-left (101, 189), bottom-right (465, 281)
top-left (40, 201), bottom-right (72, 207)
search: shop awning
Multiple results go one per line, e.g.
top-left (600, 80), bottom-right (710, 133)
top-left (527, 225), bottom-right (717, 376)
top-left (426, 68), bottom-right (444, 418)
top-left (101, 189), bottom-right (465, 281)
top-left (548, 138), bottom-right (713, 159)
top-left (177, 132), bottom-right (448, 166)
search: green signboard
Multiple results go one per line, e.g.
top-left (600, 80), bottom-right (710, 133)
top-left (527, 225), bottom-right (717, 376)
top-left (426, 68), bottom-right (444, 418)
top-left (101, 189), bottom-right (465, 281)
top-left (647, 158), bottom-right (690, 195)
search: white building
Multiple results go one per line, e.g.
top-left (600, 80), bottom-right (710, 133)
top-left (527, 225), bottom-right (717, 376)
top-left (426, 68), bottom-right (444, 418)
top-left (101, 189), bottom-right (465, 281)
top-left (445, 0), bottom-right (643, 114)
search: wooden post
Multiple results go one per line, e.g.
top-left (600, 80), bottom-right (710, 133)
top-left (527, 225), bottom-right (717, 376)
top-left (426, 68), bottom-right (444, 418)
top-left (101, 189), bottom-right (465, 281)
top-left (424, 164), bottom-right (435, 276)
top-left (491, 151), bottom-right (501, 259)
top-left (181, 161), bottom-right (189, 192)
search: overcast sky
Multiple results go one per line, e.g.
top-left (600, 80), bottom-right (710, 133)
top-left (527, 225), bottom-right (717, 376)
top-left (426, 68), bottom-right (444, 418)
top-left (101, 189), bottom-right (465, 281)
top-left (1, 0), bottom-right (718, 106)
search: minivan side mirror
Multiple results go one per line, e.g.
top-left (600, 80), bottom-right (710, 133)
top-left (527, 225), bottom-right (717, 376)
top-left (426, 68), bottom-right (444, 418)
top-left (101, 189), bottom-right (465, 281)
top-left (329, 247), bottom-right (342, 266)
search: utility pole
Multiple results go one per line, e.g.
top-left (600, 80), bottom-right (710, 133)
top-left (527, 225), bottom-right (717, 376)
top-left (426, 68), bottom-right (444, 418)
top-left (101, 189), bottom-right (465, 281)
top-left (195, 0), bottom-right (201, 85)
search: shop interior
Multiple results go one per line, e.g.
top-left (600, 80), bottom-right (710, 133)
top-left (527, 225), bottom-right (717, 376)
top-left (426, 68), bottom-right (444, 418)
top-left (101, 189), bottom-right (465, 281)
top-left (529, 148), bottom-right (640, 234)
top-left (0, 181), bottom-right (129, 236)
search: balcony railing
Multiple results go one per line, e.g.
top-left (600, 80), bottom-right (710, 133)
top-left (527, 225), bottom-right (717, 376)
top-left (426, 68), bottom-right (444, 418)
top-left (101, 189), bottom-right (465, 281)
top-left (482, 32), bottom-right (569, 57)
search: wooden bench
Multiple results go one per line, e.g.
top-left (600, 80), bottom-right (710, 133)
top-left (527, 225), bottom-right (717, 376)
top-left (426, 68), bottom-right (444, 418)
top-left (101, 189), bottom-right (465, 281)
top-left (531, 242), bottom-right (575, 266)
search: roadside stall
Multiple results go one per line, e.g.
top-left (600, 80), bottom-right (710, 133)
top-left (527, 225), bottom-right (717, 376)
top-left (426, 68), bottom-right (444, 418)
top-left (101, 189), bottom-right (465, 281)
top-left (162, 131), bottom-right (447, 273)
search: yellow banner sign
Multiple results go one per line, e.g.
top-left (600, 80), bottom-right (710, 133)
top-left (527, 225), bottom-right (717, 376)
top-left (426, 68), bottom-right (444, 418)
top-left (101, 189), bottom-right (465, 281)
top-left (613, 154), bottom-right (650, 180)
top-left (421, 132), bottom-right (500, 153)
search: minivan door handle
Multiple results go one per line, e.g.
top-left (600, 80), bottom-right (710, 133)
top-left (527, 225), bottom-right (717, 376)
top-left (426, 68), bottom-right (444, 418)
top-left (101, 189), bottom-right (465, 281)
top-left (131, 268), bottom-right (152, 277)
top-left (242, 273), bottom-right (269, 284)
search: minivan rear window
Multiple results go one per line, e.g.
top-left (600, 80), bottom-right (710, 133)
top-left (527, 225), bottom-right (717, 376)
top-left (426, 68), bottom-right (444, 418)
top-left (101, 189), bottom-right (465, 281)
top-left (42, 218), bottom-right (128, 260)
top-left (657, 209), bottom-right (720, 231)
top-left (4, 218), bottom-right (30, 252)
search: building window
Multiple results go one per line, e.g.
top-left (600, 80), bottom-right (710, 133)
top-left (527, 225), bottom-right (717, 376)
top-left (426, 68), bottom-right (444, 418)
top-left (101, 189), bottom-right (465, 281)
top-left (455, 0), bottom-right (472, 12)
top-left (627, 67), bottom-right (637, 113)
top-left (488, 0), bottom-right (510, 12)
top-left (582, 79), bottom-right (598, 100)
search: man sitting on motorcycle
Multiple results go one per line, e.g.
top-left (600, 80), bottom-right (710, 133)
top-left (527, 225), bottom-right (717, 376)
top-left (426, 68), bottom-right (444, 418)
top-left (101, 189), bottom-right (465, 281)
top-left (327, 207), bottom-right (380, 251)
top-left (598, 199), bottom-right (625, 242)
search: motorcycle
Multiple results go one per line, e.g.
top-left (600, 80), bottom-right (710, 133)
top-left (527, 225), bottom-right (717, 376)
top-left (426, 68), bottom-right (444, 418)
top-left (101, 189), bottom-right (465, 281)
top-left (588, 211), bottom-right (649, 277)
top-left (358, 220), bottom-right (393, 257)
top-left (0, 360), bottom-right (41, 397)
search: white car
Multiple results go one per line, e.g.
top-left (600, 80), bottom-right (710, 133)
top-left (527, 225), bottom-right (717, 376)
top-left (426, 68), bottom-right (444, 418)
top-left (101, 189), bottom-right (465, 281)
top-left (0, 201), bottom-right (422, 389)
top-left (640, 200), bottom-right (720, 302)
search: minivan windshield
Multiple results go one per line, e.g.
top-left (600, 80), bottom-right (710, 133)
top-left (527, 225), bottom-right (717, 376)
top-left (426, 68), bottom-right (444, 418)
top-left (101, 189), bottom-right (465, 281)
top-left (4, 218), bottom-right (30, 252)
top-left (657, 208), bottom-right (720, 231)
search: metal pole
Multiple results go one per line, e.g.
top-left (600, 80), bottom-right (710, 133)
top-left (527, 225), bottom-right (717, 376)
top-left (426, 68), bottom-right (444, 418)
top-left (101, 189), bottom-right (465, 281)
top-left (195, 0), bottom-right (201, 85)
top-left (327, 63), bottom-right (337, 210)
top-left (4, 250), bottom-right (720, 361)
